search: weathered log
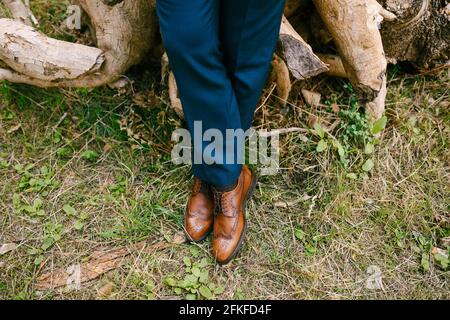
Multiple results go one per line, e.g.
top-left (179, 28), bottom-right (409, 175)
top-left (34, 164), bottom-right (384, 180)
top-left (0, 19), bottom-right (104, 81)
top-left (312, 0), bottom-right (395, 119)
top-left (316, 53), bottom-right (347, 78)
top-left (0, 0), bottom-right (158, 87)
top-left (3, 0), bottom-right (37, 26)
top-left (271, 53), bottom-right (292, 106)
top-left (279, 15), bottom-right (329, 80)
top-left (379, 0), bottom-right (450, 69)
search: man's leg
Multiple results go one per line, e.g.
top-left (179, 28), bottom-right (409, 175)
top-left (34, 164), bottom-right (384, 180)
top-left (156, 0), bottom-right (242, 188)
top-left (220, 0), bottom-right (286, 131)
top-left (211, 0), bottom-right (285, 265)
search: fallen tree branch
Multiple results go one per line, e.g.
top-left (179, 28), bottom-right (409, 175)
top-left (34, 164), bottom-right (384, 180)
top-left (271, 53), bottom-right (292, 107)
top-left (3, 0), bottom-right (38, 26)
top-left (313, 0), bottom-right (395, 119)
top-left (279, 15), bottom-right (329, 80)
top-left (0, 0), bottom-right (158, 88)
top-left (0, 18), bottom-right (104, 81)
top-left (316, 53), bottom-right (347, 78)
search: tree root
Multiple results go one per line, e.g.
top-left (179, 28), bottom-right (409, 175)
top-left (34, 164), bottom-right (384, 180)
top-left (3, 0), bottom-right (38, 26)
top-left (313, 0), bottom-right (396, 119)
top-left (0, 0), bottom-right (158, 87)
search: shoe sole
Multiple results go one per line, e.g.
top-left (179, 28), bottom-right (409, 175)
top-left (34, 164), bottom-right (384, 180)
top-left (216, 168), bottom-right (257, 265)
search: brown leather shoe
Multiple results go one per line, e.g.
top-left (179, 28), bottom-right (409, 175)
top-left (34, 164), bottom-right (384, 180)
top-left (212, 165), bottom-right (257, 265)
top-left (184, 178), bottom-right (214, 242)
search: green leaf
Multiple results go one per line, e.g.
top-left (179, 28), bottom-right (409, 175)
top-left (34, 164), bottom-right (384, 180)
top-left (23, 205), bottom-right (36, 214)
top-left (199, 270), bottom-right (209, 284)
top-left (12, 194), bottom-right (21, 208)
top-left (184, 274), bottom-right (199, 287)
top-left (346, 173), bottom-right (358, 180)
top-left (186, 294), bottom-right (197, 300)
top-left (41, 237), bottom-right (54, 251)
top-left (34, 255), bottom-right (44, 266)
top-left (189, 246), bottom-right (200, 257)
top-left (164, 277), bottom-right (177, 287)
top-left (191, 266), bottom-right (201, 277)
top-left (434, 253), bottom-right (449, 269)
top-left (27, 248), bottom-right (40, 255)
top-left (74, 220), bottom-right (84, 231)
top-left (0, 158), bottom-right (9, 169)
top-left (63, 204), bottom-right (76, 216)
top-left (183, 257), bottom-right (192, 267)
top-left (174, 288), bottom-right (182, 295)
top-left (40, 166), bottom-right (49, 176)
top-left (81, 150), bottom-right (99, 162)
top-left (316, 140), bottom-right (328, 153)
top-left (198, 258), bottom-right (209, 268)
top-left (56, 147), bottom-right (72, 157)
top-left (372, 116), bottom-right (387, 135)
top-left (33, 198), bottom-right (43, 209)
top-left (305, 243), bottom-right (316, 255)
top-left (421, 252), bottom-right (430, 272)
top-left (364, 142), bottom-right (375, 155)
top-left (80, 212), bottom-right (90, 220)
top-left (362, 159), bottom-right (374, 172)
top-left (214, 286), bottom-right (225, 295)
top-left (407, 116), bottom-right (417, 128)
top-left (332, 140), bottom-right (345, 159)
top-left (294, 229), bottom-right (305, 241)
top-left (53, 233), bottom-right (62, 242)
top-left (312, 123), bottom-right (325, 139)
top-left (53, 130), bottom-right (63, 144)
top-left (199, 285), bottom-right (213, 299)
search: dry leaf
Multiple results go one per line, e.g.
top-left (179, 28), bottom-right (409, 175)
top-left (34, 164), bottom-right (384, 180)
top-left (301, 89), bottom-right (321, 107)
top-left (97, 281), bottom-right (114, 298)
top-left (274, 201), bottom-right (288, 208)
top-left (7, 123), bottom-right (21, 134)
top-left (440, 236), bottom-right (450, 247)
top-left (307, 114), bottom-right (319, 128)
top-left (132, 91), bottom-right (147, 106)
top-left (172, 231), bottom-right (186, 244)
top-left (35, 240), bottom-right (169, 290)
top-left (331, 103), bottom-right (340, 113)
top-left (432, 247), bottom-right (448, 260)
top-left (0, 243), bottom-right (17, 255)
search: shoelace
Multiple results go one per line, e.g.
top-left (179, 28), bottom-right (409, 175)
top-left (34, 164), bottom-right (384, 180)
top-left (213, 189), bottom-right (232, 216)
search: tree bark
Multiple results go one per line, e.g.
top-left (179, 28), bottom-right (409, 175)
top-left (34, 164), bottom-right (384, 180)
top-left (0, 19), bottom-right (104, 81)
top-left (313, 0), bottom-right (395, 119)
top-left (3, 0), bottom-right (37, 26)
top-left (0, 0), bottom-right (158, 87)
top-left (379, 0), bottom-right (450, 69)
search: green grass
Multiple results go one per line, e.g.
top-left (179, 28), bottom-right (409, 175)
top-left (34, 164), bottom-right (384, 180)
top-left (0, 5), bottom-right (449, 300)
top-left (1, 67), bottom-right (448, 300)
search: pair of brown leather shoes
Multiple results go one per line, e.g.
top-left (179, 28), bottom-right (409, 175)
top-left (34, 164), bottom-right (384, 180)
top-left (184, 165), bottom-right (257, 265)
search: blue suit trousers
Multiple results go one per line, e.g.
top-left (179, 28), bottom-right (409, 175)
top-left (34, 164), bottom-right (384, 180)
top-left (156, 0), bottom-right (285, 187)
